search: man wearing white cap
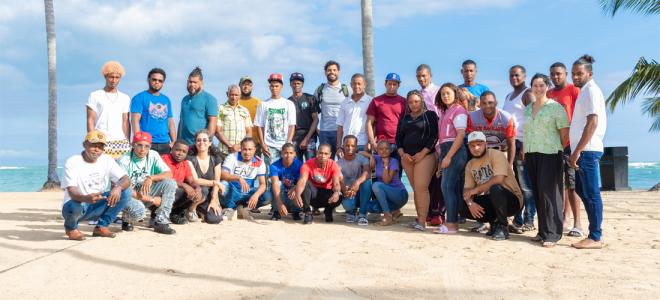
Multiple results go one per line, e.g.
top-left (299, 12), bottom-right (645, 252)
top-left (461, 131), bottom-right (523, 241)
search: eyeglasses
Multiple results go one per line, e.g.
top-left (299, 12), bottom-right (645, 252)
top-left (196, 138), bottom-right (209, 143)
top-left (150, 78), bottom-right (164, 83)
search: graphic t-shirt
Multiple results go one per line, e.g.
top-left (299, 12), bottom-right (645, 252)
top-left (61, 154), bottom-right (127, 205)
top-left (467, 109), bottom-right (516, 152)
top-left (301, 158), bottom-right (341, 190)
top-left (269, 158), bottom-right (303, 190)
top-left (464, 149), bottom-right (522, 206)
top-left (547, 84), bottom-right (580, 124)
top-left (366, 94), bottom-right (407, 143)
top-left (130, 90), bottom-right (173, 143)
top-left (254, 98), bottom-right (297, 148)
top-left (288, 93), bottom-right (320, 142)
top-left (222, 152), bottom-right (266, 190)
top-left (117, 150), bottom-right (171, 188)
top-left (337, 154), bottom-right (370, 186)
top-left (160, 153), bottom-right (193, 185)
top-left (178, 90), bottom-right (218, 144)
top-left (86, 89), bottom-right (131, 141)
top-left (458, 83), bottom-right (490, 99)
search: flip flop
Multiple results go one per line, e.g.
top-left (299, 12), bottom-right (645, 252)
top-left (567, 228), bottom-right (583, 237)
top-left (410, 222), bottom-right (426, 232)
top-left (433, 224), bottom-right (457, 234)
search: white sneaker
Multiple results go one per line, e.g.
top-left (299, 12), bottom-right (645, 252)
top-left (221, 208), bottom-right (236, 221)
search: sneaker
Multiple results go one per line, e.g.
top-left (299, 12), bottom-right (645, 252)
top-left (508, 223), bottom-right (523, 234)
top-left (121, 222), bottom-right (134, 232)
top-left (271, 211), bottom-right (281, 221)
top-left (303, 212), bottom-right (313, 224)
top-left (324, 209), bottom-right (334, 223)
top-left (153, 223), bottom-right (176, 235)
top-left (470, 222), bottom-right (489, 233)
top-left (345, 214), bottom-right (357, 223)
top-left (88, 220), bottom-right (98, 225)
top-left (292, 212), bottom-right (302, 221)
top-left (428, 216), bottom-right (442, 226)
top-left (491, 225), bottom-right (508, 241)
top-left (485, 223), bottom-right (496, 236)
top-left (250, 208), bottom-right (261, 214)
top-left (186, 210), bottom-right (200, 223)
top-left (237, 205), bottom-right (254, 221)
top-left (170, 213), bottom-right (188, 225)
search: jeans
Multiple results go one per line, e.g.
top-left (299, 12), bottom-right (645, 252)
top-left (341, 179), bottom-right (373, 215)
top-left (265, 146), bottom-right (282, 166)
top-left (263, 183), bottom-right (302, 214)
top-left (122, 179), bottom-right (177, 224)
top-left (294, 138), bottom-right (316, 161)
top-left (575, 151), bottom-right (604, 241)
top-left (513, 140), bottom-right (537, 226)
top-left (372, 182), bottom-right (408, 213)
top-left (439, 142), bottom-right (467, 223)
top-left (62, 188), bottom-right (132, 230)
top-left (319, 130), bottom-right (338, 158)
top-left (220, 182), bottom-right (270, 209)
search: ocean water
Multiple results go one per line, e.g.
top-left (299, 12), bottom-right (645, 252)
top-left (0, 163), bottom-right (659, 193)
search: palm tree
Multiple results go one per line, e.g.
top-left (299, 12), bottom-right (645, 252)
top-left (41, 0), bottom-right (60, 191)
top-left (361, 0), bottom-right (376, 96)
top-left (600, 0), bottom-right (660, 132)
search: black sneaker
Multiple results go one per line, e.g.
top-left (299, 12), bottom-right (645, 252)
top-left (312, 208), bottom-right (321, 216)
top-left (292, 212), bottom-right (302, 221)
top-left (170, 213), bottom-right (188, 225)
top-left (271, 211), bottom-right (281, 221)
top-left (508, 223), bottom-right (523, 234)
top-left (324, 209), bottom-right (334, 223)
top-left (303, 212), bottom-right (313, 224)
top-left (491, 225), bottom-right (509, 241)
top-left (153, 223), bottom-right (176, 235)
top-left (485, 223), bottom-right (496, 236)
top-left (121, 222), bottom-right (134, 231)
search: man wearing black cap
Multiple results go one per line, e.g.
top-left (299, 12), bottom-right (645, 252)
top-left (288, 72), bottom-right (320, 161)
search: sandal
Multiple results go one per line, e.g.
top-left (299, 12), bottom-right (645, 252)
top-left (531, 234), bottom-right (544, 242)
top-left (567, 228), bottom-right (583, 237)
top-left (542, 241), bottom-right (556, 248)
top-left (392, 211), bottom-right (403, 221)
top-left (357, 216), bottom-right (369, 226)
top-left (377, 214), bottom-right (393, 226)
top-left (412, 222), bottom-right (426, 232)
top-left (433, 224), bottom-right (457, 235)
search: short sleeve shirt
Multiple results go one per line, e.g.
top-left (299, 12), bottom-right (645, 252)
top-left (61, 154), bottom-right (127, 205)
top-left (373, 155), bottom-right (405, 189)
top-left (569, 80), bottom-right (607, 152)
top-left (547, 84), bottom-right (580, 124)
top-left (337, 154), bottom-right (370, 186)
top-left (288, 93), bottom-right (320, 137)
top-left (178, 90), bottom-right (218, 144)
top-left (464, 149), bottom-right (522, 206)
top-left (222, 152), bottom-right (266, 190)
top-left (217, 103), bottom-right (253, 154)
top-left (459, 83), bottom-right (490, 98)
top-left (117, 150), bottom-right (171, 187)
top-left (254, 98), bottom-right (297, 149)
top-left (366, 94), bottom-right (407, 143)
top-left (319, 83), bottom-right (346, 131)
top-left (86, 89), bottom-right (131, 141)
top-left (523, 100), bottom-right (569, 154)
top-left (269, 158), bottom-right (303, 189)
top-left (160, 153), bottom-right (193, 185)
top-left (336, 94), bottom-right (372, 145)
top-left (301, 158), bottom-right (341, 190)
top-left (130, 90), bottom-right (173, 143)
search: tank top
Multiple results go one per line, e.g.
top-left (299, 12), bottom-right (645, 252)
top-left (502, 88), bottom-right (529, 141)
top-left (190, 155), bottom-right (218, 180)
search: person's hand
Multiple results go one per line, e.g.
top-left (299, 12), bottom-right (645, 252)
top-left (370, 141), bottom-right (378, 152)
top-left (329, 191), bottom-right (340, 203)
top-left (440, 156), bottom-right (452, 169)
top-left (193, 187), bottom-right (204, 203)
top-left (247, 195), bottom-right (259, 209)
top-left (88, 192), bottom-right (106, 204)
top-left (349, 182), bottom-right (360, 196)
top-left (463, 188), bottom-right (478, 201)
top-left (207, 200), bottom-right (221, 215)
top-left (300, 138), bottom-right (309, 150)
top-left (569, 151), bottom-right (580, 170)
top-left (228, 144), bottom-right (240, 153)
top-left (412, 152), bottom-right (425, 162)
top-left (468, 202), bottom-right (485, 219)
top-left (403, 153), bottom-right (414, 164)
top-left (262, 146), bottom-right (271, 158)
top-left (107, 187), bottom-right (121, 207)
top-left (141, 177), bottom-right (153, 196)
top-left (294, 193), bottom-right (303, 208)
top-left (238, 178), bottom-right (250, 193)
top-left (279, 202), bottom-right (289, 216)
top-left (169, 141), bottom-right (175, 149)
top-left (183, 185), bottom-right (196, 199)
top-left (287, 189), bottom-right (296, 200)
top-left (152, 196), bottom-right (161, 207)
top-left (336, 148), bottom-right (344, 159)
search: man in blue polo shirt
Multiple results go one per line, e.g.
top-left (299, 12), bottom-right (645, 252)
top-left (177, 66), bottom-right (218, 144)
top-left (459, 59), bottom-right (490, 106)
top-left (130, 68), bottom-right (176, 155)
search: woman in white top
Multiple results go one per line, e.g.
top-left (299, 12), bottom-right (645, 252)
top-left (86, 61), bottom-right (131, 158)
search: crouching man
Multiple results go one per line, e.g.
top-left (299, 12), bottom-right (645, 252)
top-left (461, 131), bottom-right (523, 241)
top-left (61, 130), bottom-right (132, 240)
top-left (118, 132), bottom-right (177, 234)
top-left (264, 143), bottom-right (304, 221)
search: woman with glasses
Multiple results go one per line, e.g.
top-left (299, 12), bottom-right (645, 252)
top-left (187, 129), bottom-right (225, 224)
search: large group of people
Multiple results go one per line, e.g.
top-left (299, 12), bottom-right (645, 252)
top-left (60, 55), bottom-right (608, 249)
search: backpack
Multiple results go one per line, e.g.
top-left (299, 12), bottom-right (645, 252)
top-left (315, 83), bottom-right (349, 104)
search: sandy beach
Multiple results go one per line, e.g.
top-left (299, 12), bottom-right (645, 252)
top-left (0, 191), bottom-right (658, 299)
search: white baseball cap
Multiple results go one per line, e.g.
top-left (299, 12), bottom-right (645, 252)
top-left (467, 131), bottom-right (487, 143)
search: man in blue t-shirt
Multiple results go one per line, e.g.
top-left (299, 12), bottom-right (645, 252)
top-left (459, 59), bottom-right (490, 110)
top-left (130, 68), bottom-right (176, 155)
top-left (265, 143), bottom-right (304, 221)
top-left (177, 67), bottom-right (218, 144)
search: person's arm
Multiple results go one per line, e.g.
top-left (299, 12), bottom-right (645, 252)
top-left (215, 122), bottom-right (232, 148)
top-left (189, 160), bottom-right (215, 187)
top-left (168, 118), bottom-right (177, 144)
top-left (271, 176), bottom-right (284, 209)
top-left (521, 89), bottom-right (533, 106)
top-left (468, 175), bottom-right (504, 199)
top-left (131, 113), bottom-right (142, 133)
top-left (206, 116), bottom-right (217, 140)
top-left (122, 113), bottom-right (130, 140)
top-left (440, 129), bottom-right (465, 168)
top-left (366, 115), bottom-right (377, 150)
top-left (287, 125), bottom-right (295, 143)
top-left (506, 137), bottom-right (516, 166)
top-left (329, 171), bottom-right (341, 203)
top-left (381, 158), bottom-right (395, 184)
top-left (336, 126), bottom-right (344, 158)
top-left (303, 112), bottom-right (319, 145)
top-left (294, 167), bottom-right (309, 207)
top-left (86, 107), bottom-right (96, 132)
top-left (559, 127), bottom-right (569, 149)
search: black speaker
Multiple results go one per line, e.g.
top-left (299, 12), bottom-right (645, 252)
top-left (599, 146), bottom-right (631, 191)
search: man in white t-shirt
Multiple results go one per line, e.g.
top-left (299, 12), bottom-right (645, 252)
top-left (336, 73), bottom-right (372, 157)
top-left (86, 61), bottom-right (131, 158)
top-left (60, 130), bottom-right (132, 240)
top-left (568, 55), bottom-right (608, 250)
top-left (219, 137), bottom-right (269, 221)
top-left (255, 73), bottom-right (297, 164)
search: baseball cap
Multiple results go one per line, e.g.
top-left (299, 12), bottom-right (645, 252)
top-left (84, 130), bottom-right (107, 145)
top-left (132, 131), bottom-right (152, 144)
top-left (268, 73), bottom-right (284, 84)
top-left (385, 72), bottom-right (401, 82)
top-left (467, 131), bottom-right (487, 143)
top-left (239, 76), bottom-right (253, 85)
top-left (289, 72), bottom-right (305, 83)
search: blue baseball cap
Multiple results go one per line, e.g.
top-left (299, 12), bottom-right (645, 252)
top-left (385, 72), bottom-right (401, 82)
top-left (289, 72), bottom-right (305, 83)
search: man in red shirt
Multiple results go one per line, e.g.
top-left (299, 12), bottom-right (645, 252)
top-left (294, 143), bottom-right (342, 224)
top-left (366, 72), bottom-right (406, 161)
top-left (160, 140), bottom-right (203, 224)
top-left (547, 62), bottom-right (583, 237)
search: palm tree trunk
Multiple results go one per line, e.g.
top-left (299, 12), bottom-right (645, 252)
top-left (361, 0), bottom-right (376, 96)
top-left (41, 0), bottom-right (60, 191)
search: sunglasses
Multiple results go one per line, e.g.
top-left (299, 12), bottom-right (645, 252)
top-left (196, 138), bottom-right (209, 143)
top-left (150, 78), bottom-right (164, 83)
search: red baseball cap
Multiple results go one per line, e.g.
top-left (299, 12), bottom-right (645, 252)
top-left (132, 131), bottom-right (152, 144)
top-left (268, 73), bottom-right (284, 84)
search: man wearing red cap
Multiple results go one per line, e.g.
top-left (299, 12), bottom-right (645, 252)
top-left (254, 73), bottom-right (297, 164)
top-left (117, 131), bottom-right (177, 234)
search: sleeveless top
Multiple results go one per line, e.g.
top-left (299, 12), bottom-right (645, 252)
top-left (190, 155), bottom-right (218, 180)
top-left (502, 88), bottom-right (529, 141)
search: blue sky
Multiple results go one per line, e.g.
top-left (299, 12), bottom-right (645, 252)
top-left (0, 0), bottom-right (658, 166)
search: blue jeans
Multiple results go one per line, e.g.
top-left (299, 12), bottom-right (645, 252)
top-left (263, 183), bottom-right (302, 214)
top-left (372, 181), bottom-right (408, 213)
top-left (513, 140), bottom-right (537, 226)
top-left (220, 182), bottom-right (270, 209)
top-left (341, 179), bottom-right (373, 215)
top-left (318, 130), bottom-right (338, 158)
top-left (122, 179), bottom-right (177, 224)
top-left (294, 139), bottom-right (317, 162)
top-left (62, 188), bottom-right (132, 230)
top-left (575, 151), bottom-right (604, 241)
top-left (440, 142), bottom-right (467, 223)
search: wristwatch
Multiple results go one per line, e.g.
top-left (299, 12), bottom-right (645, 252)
top-left (467, 201), bottom-right (474, 206)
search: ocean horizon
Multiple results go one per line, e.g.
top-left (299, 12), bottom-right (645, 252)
top-left (0, 162), bottom-right (658, 193)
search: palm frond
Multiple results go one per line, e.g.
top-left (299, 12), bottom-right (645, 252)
top-left (606, 57), bottom-right (660, 111)
top-left (600, 0), bottom-right (660, 16)
top-left (641, 96), bottom-right (660, 132)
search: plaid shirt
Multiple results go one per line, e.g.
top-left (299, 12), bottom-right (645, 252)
top-left (217, 103), bottom-right (252, 154)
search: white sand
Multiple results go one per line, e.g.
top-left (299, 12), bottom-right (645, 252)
top-left (0, 191), bottom-right (658, 299)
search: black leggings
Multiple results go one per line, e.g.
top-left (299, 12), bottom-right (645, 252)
top-left (459, 184), bottom-right (520, 226)
top-left (301, 182), bottom-right (342, 213)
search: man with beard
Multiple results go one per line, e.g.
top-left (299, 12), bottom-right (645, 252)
top-left (288, 72), bottom-right (319, 161)
top-left (216, 84), bottom-right (253, 161)
top-left (238, 76), bottom-right (263, 154)
top-left (130, 68), bottom-right (176, 155)
top-left (177, 67), bottom-right (218, 144)
top-left (315, 60), bottom-right (350, 158)
top-left (461, 131), bottom-right (522, 241)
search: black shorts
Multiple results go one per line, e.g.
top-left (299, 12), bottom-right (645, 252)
top-left (563, 146), bottom-right (576, 190)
